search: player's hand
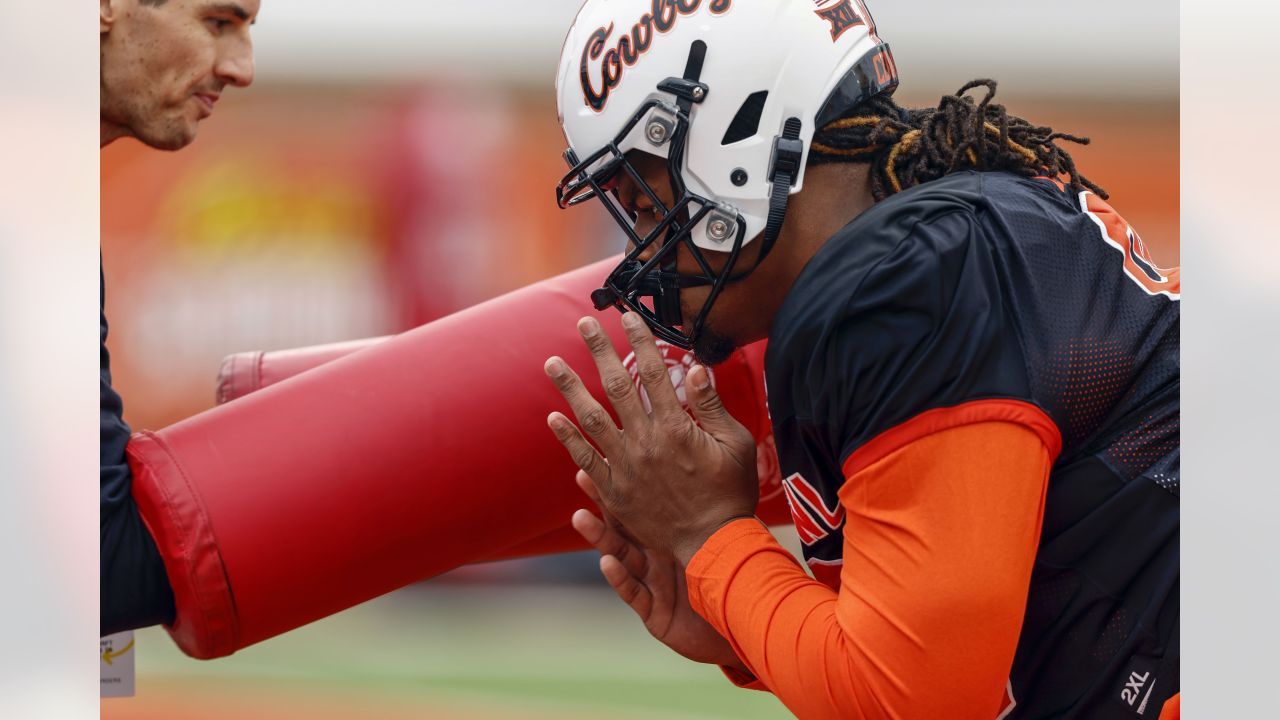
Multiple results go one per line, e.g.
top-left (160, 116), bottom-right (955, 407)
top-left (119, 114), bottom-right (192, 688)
top-left (544, 312), bottom-right (759, 567)
top-left (570, 470), bottom-right (749, 671)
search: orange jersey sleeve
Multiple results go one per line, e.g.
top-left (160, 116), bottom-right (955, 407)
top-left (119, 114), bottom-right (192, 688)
top-left (686, 418), bottom-right (1055, 719)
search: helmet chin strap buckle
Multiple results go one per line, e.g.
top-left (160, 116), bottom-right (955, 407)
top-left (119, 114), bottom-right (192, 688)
top-left (590, 287), bottom-right (618, 311)
top-left (656, 253), bottom-right (682, 326)
top-left (592, 258), bottom-right (686, 331)
top-left (769, 134), bottom-right (804, 182)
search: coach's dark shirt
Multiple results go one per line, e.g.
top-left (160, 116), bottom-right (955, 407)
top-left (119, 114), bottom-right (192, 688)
top-left (101, 262), bottom-right (174, 635)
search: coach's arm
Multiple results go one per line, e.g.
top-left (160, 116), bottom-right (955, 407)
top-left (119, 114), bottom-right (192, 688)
top-left (101, 279), bottom-right (175, 636)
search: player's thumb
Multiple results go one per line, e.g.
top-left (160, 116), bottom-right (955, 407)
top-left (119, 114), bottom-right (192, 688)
top-left (686, 365), bottom-right (739, 440)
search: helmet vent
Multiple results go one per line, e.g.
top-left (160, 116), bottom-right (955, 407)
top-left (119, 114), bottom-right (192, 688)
top-left (721, 91), bottom-right (769, 146)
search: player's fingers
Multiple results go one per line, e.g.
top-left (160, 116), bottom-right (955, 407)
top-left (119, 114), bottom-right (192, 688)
top-left (619, 312), bottom-right (684, 421)
top-left (576, 316), bottom-right (647, 428)
top-left (574, 468), bottom-right (605, 507)
top-left (574, 471), bottom-right (651, 576)
top-left (546, 412), bottom-right (613, 491)
top-left (601, 554), bottom-right (653, 619)
top-left (575, 469), bottom-right (621, 529)
top-left (572, 506), bottom-right (650, 579)
top-left (571, 508), bottom-right (607, 545)
top-left (574, 508), bottom-right (650, 576)
top-left (685, 364), bottom-right (753, 453)
top-left (545, 357), bottom-right (623, 458)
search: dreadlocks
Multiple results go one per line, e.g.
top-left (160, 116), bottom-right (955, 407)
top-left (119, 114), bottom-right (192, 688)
top-left (810, 79), bottom-right (1107, 201)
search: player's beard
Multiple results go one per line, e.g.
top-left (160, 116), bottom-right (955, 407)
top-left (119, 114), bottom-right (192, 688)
top-left (691, 323), bottom-right (738, 367)
top-left (681, 285), bottom-right (738, 366)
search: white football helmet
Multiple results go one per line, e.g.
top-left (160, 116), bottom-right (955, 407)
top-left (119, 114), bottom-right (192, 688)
top-left (555, 0), bottom-right (897, 349)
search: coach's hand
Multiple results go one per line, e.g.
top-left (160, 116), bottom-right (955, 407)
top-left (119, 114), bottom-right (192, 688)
top-left (570, 470), bottom-right (748, 671)
top-left (544, 312), bottom-right (759, 567)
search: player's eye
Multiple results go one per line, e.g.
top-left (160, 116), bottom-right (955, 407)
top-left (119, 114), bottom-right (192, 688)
top-left (206, 17), bottom-right (233, 32)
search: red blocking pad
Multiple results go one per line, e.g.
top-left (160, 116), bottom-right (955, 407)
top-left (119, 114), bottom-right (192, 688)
top-left (132, 257), bottom-right (789, 659)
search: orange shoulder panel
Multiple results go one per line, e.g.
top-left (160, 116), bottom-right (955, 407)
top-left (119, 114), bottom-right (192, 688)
top-left (841, 399), bottom-right (1061, 478)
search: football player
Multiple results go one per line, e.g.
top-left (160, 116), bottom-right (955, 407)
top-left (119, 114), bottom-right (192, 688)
top-left (543, 1), bottom-right (1179, 718)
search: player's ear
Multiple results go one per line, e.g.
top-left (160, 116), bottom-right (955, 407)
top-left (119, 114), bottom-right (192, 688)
top-left (101, 0), bottom-right (118, 35)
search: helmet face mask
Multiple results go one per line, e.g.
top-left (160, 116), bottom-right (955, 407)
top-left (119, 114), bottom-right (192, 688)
top-left (555, 0), bottom-right (898, 352)
top-left (557, 72), bottom-right (749, 349)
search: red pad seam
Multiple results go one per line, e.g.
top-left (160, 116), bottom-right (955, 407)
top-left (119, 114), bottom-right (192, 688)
top-left (128, 431), bottom-right (239, 659)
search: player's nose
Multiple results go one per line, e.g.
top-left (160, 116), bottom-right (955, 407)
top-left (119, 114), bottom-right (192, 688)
top-left (626, 238), bottom-right (662, 264)
top-left (627, 209), bottom-right (665, 258)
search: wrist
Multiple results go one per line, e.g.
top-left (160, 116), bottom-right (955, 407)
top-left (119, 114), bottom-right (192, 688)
top-left (673, 514), bottom-right (758, 566)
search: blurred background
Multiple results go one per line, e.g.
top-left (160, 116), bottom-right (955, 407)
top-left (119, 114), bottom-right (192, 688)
top-left (100, 1), bottom-right (1177, 718)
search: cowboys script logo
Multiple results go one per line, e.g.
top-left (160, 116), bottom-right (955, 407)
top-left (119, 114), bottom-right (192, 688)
top-left (580, 0), bottom-right (733, 112)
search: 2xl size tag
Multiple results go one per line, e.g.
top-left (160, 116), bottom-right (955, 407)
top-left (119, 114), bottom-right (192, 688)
top-left (1115, 655), bottom-right (1159, 715)
top-left (100, 631), bottom-right (135, 698)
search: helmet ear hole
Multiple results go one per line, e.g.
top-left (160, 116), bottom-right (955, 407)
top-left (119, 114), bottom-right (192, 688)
top-left (721, 90), bottom-right (769, 145)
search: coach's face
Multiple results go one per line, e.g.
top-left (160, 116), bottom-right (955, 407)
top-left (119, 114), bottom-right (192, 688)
top-left (100, 0), bottom-right (259, 150)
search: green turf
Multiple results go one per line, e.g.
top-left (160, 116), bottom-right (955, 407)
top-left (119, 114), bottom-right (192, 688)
top-left (130, 585), bottom-right (791, 719)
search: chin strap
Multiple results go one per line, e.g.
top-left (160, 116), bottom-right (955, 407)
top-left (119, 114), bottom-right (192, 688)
top-left (755, 116), bottom-right (804, 267)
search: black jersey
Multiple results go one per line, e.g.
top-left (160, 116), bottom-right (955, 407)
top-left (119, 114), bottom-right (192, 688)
top-left (764, 171), bottom-right (1179, 718)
